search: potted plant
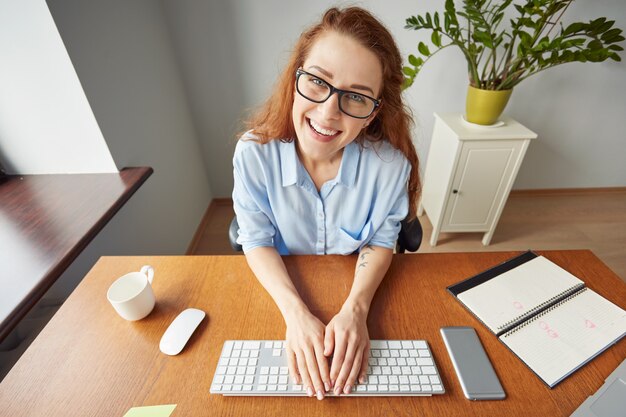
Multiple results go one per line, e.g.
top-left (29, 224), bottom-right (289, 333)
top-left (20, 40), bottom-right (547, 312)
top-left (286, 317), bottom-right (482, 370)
top-left (403, 0), bottom-right (624, 125)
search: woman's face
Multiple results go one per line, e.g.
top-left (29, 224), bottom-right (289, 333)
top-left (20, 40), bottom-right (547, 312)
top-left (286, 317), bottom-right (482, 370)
top-left (292, 31), bottom-right (383, 164)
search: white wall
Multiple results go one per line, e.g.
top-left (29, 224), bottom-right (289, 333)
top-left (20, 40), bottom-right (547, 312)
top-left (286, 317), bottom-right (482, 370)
top-left (41, 0), bottom-right (212, 297)
top-left (170, 0), bottom-right (626, 194)
top-left (0, 0), bottom-right (116, 174)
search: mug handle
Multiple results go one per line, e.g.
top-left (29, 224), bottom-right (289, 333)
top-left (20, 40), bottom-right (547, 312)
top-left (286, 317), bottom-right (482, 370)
top-left (140, 265), bottom-right (154, 284)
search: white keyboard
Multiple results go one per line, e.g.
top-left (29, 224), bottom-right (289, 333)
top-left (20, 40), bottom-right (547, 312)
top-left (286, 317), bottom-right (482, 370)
top-left (210, 340), bottom-right (445, 396)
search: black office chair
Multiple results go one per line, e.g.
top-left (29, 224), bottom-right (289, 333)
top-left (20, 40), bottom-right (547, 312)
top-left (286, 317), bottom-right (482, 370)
top-left (229, 215), bottom-right (422, 253)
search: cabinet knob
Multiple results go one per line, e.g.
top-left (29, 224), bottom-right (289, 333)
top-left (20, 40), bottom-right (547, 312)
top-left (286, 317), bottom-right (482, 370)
top-left (452, 189), bottom-right (459, 194)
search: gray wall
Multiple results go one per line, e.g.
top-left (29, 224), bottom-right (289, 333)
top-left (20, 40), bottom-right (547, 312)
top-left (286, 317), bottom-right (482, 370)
top-left (44, 0), bottom-right (212, 298)
top-left (164, 0), bottom-right (626, 195)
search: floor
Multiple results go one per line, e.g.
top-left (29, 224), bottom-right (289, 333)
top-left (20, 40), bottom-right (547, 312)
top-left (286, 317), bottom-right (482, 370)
top-left (188, 190), bottom-right (626, 283)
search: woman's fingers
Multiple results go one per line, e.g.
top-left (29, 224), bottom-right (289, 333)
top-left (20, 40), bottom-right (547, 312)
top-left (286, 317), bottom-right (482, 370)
top-left (314, 341), bottom-right (331, 392)
top-left (344, 347), bottom-right (365, 394)
top-left (295, 350), bottom-right (314, 398)
top-left (334, 340), bottom-right (358, 395)
top-left (286, 346), bottom-right (300, 384)
top-left (324, 325), bottom-right (335, 357)
top-left (303, 346), bottom-right (326, 400)
top-left (330, 337), bottom-right (348, 395)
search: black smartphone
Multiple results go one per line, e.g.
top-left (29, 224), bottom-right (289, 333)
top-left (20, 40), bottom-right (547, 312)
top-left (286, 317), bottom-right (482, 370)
top-left (440, 326), bottom-right (506, 400)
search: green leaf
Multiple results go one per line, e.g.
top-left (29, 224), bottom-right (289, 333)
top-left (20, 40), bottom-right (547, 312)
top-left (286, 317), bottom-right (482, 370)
top-left (402, 66), bottom-right (417, 77)
top-left (563, 22), bottom-right (585, 36)
top-left (610, 53), bottom-right (621, 62)
top-left (431, 31), bottom-right (442, 47)
top-left (609, 44), bottom-right (624, 51)
top-left (418, 42), bottom-right (431, 56)
top-left (602, 28), bottom-right (622, 42)
top-left (434, 12), bottom-right (440, 29)
top-left (588, 39), bottom-right (603, 50)
top-left (408, 54), bottom-right (424, 67)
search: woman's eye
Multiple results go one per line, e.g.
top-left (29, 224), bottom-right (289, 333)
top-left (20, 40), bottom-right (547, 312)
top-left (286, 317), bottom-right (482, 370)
top-left (310, 77), bottom-right (325, 87)
top-left (347, 93), bottom-right (365, 104)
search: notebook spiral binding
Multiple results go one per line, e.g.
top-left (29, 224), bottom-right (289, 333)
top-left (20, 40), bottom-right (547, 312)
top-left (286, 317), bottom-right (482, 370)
top-left (502, 287), bottom-right (588, 338)
top-left (497, 283), bottom-right (586, 332)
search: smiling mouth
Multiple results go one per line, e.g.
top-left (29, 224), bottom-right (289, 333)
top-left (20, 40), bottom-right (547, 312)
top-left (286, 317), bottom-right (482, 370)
top-left (307, 118), bottom-right (341, 141)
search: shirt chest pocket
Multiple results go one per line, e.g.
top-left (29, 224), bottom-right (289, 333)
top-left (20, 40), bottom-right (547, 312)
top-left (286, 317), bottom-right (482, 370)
top-left (334, 221), bottom-right (374, 255)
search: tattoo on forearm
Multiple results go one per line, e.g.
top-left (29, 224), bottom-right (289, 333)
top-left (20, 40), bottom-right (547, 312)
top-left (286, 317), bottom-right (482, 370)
top-left (356, 245), bottom-right (375, 275)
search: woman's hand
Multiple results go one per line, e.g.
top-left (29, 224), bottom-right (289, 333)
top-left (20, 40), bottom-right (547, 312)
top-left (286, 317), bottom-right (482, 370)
top-left (284, 308), bottom-right (331, 400)
top-left (324, 303), bottom-right (370, 395)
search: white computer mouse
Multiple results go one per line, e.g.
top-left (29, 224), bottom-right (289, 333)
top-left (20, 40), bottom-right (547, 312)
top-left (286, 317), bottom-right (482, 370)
top-left (159, 308), bottom-right (206, 356)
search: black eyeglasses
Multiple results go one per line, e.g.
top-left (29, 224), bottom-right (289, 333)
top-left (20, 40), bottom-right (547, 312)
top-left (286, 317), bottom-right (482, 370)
top-left (295, 69), bottom-right (381, 119)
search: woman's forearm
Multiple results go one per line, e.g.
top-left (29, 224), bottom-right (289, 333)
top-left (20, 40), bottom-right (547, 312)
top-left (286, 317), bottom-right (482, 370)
top-left (343, 245), bottom-right (393, 314)
top-left (244, 246), bottom-right (308, 317)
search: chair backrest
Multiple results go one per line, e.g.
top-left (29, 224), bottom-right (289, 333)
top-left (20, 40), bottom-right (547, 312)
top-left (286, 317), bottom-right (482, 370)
top-left (229, 215), bottom-right (422, 253)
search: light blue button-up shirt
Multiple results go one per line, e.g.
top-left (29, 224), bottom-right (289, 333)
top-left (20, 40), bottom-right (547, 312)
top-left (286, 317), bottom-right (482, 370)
top-left (232, 135), bottom-right (411, 255)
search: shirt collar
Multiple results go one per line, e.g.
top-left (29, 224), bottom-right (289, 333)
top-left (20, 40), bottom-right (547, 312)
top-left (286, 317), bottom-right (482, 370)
top-left (280, 140), bottom-right (360, 188)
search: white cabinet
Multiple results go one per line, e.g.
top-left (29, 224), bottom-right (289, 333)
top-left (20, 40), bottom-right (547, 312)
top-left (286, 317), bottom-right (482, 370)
top-left (418, 113), bottom-right (537, 246)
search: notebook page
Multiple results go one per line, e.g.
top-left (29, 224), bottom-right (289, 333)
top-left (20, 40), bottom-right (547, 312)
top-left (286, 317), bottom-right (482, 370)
top-left (457, 256), bottom-right (583, 333)
top-left (500, 288), bottom-right (626, 387)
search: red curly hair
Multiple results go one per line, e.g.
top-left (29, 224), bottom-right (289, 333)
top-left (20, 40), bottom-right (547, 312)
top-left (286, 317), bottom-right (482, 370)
top-left (245, 6), bottom-right (421, 218)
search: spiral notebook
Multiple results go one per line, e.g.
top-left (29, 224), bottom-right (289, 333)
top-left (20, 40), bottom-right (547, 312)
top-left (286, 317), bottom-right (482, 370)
top-left (447, 251), bottom-right (626, 388)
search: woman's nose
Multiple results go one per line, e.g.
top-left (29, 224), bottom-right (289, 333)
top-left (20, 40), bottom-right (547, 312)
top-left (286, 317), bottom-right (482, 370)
top-left (319, 92), bottom-right (341, 119)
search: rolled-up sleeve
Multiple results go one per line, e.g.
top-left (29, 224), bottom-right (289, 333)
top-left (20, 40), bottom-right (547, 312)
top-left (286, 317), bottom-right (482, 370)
top-left (232, 143), bottom-right (276, 253)
top-left (367, 159), bottom-right (411, 249)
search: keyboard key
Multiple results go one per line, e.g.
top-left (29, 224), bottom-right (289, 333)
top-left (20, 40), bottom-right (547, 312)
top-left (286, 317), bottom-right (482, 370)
top-left (292, 385), bottom-right (302, 391)
top-left (371, 350), bottom-right (381, 357)
top-left (260, 366), bottom-right (269, 375)
top-left (217, 366), bottom-right (226, 375)
top-left (409, 349), bottom-right (419, 357)
top-left (387, 358), bottom-right (397, 366)
top-left (379, 385), bottom-right (388, 392)
top-left (243, 341), bottom-right (260, 350)
top-left (234, 375), bottom-right (244, 384)
top-left (222, 341), bottom-right (233, 357)
top-left (249, 358), bottom-right (258, 366)
top-left (272, 349), bottom-right (282, 357)
top-left (400, 385), bottom-right (410, 392)
top-left (280, 367), bottom-right (289, 375)
top-left (418, 349), bottom-right (430, 357)
top-left (270, 367), bottom-right (279, 375)
top-left (226, 367), bottom-right (236, 375)
top-left (413, 341), bottom-right (427, 349)
top-left (422, 366), bottom-right (436, 375)
top-left (241, 350), bottom-right (250, 358)
top-left (228, 358), bottom-right (238, 366)
top-left (264, 341), bottom-right (273, 349)
top-left (400, 350), bottom-right (409, 357)
top-left (243, 385), bottom-right (253, 391)
top-left (417, 358), bottom-right (433, 366)
top-left (232, 350), bottom-right (241, 358)
top-left (432, 385), bottom-right (443, 392)
top-left (259, 375), bottom-right (268, 384)
top-left (273, 341), bottom-right (282, 349)
top-left (370, 341), bottom-right (388, 349)
top-left (429, 376), bottom-right (441, 384)
top-left (244, 376), bottom-right (254, 384)
top-left (234, 341), bottom-right (243, 349)
top-left (388, 341), bottom-right (402, 349)
top-left (401, 341), bottom-right (413, 349)
top-left (239, 358), bottom-right (248, 366)
top-left (419, 375), bottom-right (429, 384)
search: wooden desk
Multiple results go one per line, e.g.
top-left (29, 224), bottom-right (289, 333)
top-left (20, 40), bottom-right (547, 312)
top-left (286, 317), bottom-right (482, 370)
top-left (0, 167), bottom-right (152, 341)
top-left (0, 251), bottom-right (624, 416)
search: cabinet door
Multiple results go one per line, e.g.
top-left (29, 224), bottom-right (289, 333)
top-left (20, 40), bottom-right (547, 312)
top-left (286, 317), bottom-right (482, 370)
top-left (441, 140), bottom-right (523, 231)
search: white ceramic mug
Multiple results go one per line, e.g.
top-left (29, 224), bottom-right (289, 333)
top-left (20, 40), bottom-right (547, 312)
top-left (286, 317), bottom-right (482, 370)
top-left (107, 265), bottom-right (155, 321)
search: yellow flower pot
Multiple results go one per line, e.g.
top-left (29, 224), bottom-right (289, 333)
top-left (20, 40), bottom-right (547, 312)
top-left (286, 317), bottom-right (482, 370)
top-left (465, 85), bottom-right (513, 125)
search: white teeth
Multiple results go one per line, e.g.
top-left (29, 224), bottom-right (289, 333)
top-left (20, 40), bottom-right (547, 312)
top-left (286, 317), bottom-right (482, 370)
top-left (309, 119), bottom-right (338, 136)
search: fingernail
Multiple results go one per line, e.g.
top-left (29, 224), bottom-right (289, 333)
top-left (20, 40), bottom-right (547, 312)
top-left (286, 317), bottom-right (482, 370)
top-left (344, 385), bottom-right (351, 394)
top-left (307, 386), bottom-right (314, 397)
top-left (324, 382), bottom-right (330, 392)
top-left (316, 390), bottom-right (324, 400)
top-left (359, 376), bottom-right (366, 384)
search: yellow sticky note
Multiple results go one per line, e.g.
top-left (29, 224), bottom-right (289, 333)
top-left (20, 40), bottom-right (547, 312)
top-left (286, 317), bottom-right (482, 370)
top-left (123, 404), bottom-right (177, 417)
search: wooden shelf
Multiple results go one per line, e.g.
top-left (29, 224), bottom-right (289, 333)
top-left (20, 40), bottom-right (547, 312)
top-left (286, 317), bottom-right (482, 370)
top-left (0, 167), bottom-right (152, 341)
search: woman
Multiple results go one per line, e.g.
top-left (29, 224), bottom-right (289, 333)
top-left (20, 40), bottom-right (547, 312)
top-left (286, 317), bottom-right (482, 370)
top-left (232, 7), bottom-right (420, 400)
